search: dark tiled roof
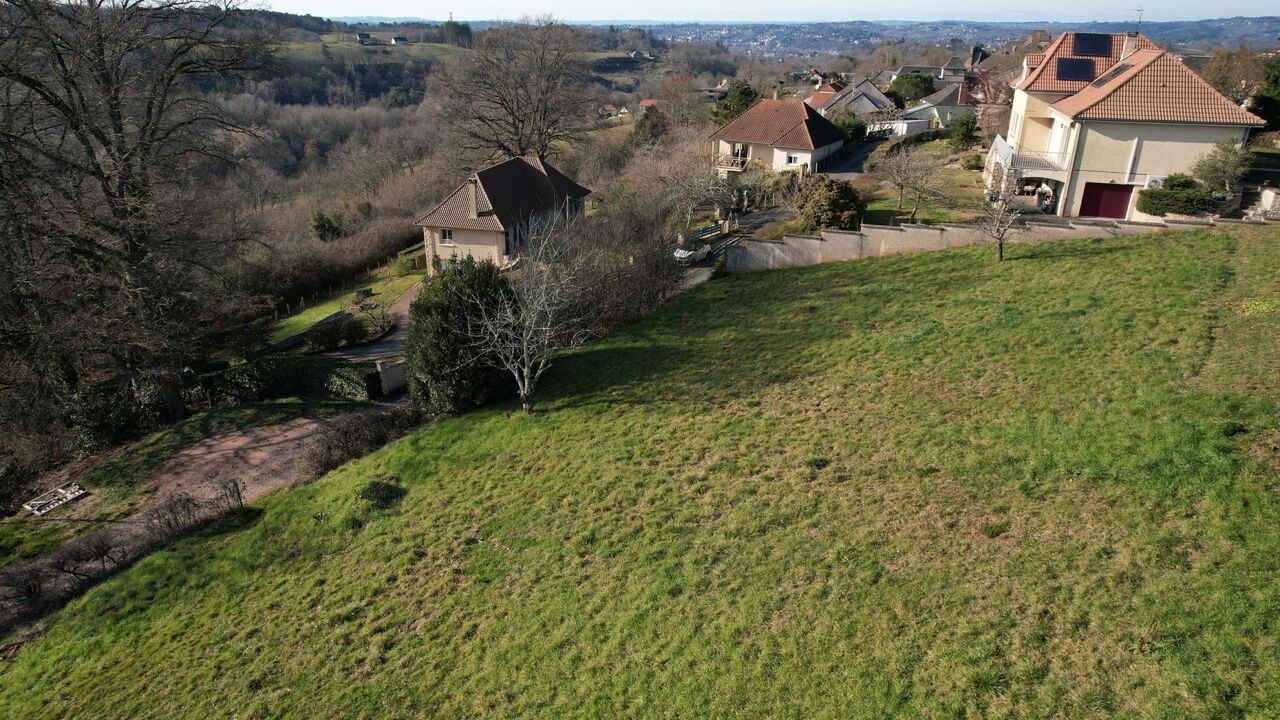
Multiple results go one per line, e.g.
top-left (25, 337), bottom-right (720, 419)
top-left (709, 99), bottom-right (847, 150)
top-left (416, 157), bottom-right (591, 231)
top-left (896, 65), bottom-right (938, 77)
top-left (917, 83), bottom-right (966, 107)
top-left (1016, 32), bottom-right (1158, 93)
top-left (1052, 49), bottom-right (1265, 126)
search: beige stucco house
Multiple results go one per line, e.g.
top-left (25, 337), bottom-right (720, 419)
top-left (986, 31), bottom-right (1264, 220)
top-left (415, 157), bottom-right (590, 271)
top-left (710, 99), bottom-right (848, 176)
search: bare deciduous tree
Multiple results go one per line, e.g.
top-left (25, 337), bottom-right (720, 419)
top-left (463, 215), bottom-right (594, 414)
top-left (1202, 46), bottom-right (1264, 105)
top-left (876, 146), bottom-right (939, 214)
top-left (433, 19), bottom-right (591, 160)
top-left (973, 178), bottom-right (1023, 263)
top-left (0, 0), bottom-right (269, 467)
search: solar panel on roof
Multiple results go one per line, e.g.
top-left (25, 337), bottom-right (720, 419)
top-left (1057, 57), bottom-right (1095, 81)
top-left (1073, 33), bottom-right (1113, 57)
top-left (1090, 63), bottom-right (1132, 87)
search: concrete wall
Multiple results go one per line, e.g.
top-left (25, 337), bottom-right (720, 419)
top-left (1009, 91), bottom-right (1065, 151)
top-left (1061, 122), bottom-right (1251, 219)
top-left (376, 359), bottom-right (407, 396)
top-left (725, 219), bottom-right (1177, 274)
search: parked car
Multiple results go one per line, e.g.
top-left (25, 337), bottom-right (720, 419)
top-left (673, 242), bottom-right (711, 266)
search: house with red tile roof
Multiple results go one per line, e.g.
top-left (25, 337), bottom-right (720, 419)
top-left (709, 99), bottom-right (848, 175)
top-left (415, 157), bottom-right (590, 271)
top-left (987, 31), bottom-right (1264, 220)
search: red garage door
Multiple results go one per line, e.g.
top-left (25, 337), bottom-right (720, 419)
top-left (1079, 183), bottom-right (1134, 219)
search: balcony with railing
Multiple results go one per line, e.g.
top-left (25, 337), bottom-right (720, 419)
top-left (991, 135), bottom-right (1070, 174)
top-left (716, 154), bottom-right (749, 171)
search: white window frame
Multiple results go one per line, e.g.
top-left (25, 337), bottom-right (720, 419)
top-left (439, 228), bottom-right (454, 245)
top-left (786, 153), bottom-right (800, 165)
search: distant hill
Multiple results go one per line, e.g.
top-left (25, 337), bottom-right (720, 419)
top-left (645, 17), bottom-right (1280, 54)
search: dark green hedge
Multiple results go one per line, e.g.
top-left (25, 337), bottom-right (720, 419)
top-left (1135, 182), bottom-right (1218, 217)
top-left (188, 356), bottom-right (381, 407)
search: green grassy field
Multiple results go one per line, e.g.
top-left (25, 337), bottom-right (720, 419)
top-left (4, 226), bottom-right (1280, 718)
top-left (865, 168), bottom-right (985, 226)
top-left (276, 40), bottom-right (462, 64)
top-left (0, 399), bottom-right (365, 565)
top-left (269, 270), bottom-right (423, 344)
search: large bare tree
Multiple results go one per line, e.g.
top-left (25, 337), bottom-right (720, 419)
top-left (876, 146), bottom-right (942, 218)
top-left (0, 0), bottom-right (268, 474)
top-left (433, 19), bottom-right (591, 160)
top-left (1202, 46), bottom-right (1264, 105)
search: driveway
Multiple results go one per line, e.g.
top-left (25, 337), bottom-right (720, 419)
top-left (324, 281), bottom-right (421, 362)
top-left (824, 138), bottom-right (887, 182)
top-left (681, 208), bottom-right (786, 290)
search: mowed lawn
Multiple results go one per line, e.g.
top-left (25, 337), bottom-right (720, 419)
top-left (4, 227), bottom-right (1280, 718)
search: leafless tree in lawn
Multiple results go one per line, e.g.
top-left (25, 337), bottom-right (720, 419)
top-left (973, 176), bottom-right (1023, 263)
top-left (904, 152), bottom-right (948, 224)
top-left (876, 146), bottom-right (935, 213)
top-left (0, 0), bottom-right (270, 474)
top-left (432, 19), bottom-right (591, 160)
top-left (463, 214), bottom-right (594, 414)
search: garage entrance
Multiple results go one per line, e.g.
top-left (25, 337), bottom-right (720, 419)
top-left (1079, 182), bottom-right (1134, 219)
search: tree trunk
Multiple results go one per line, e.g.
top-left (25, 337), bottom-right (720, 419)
top-left (521, 395), bottom-right (533, 414)
top-left (158, 378), bottom-right (186, 422)
top-left (996, 238), bottom-right (1004, 263)
top-left (897, 187), bottom-right (905, 209)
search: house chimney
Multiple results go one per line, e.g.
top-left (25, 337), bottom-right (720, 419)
top-left (772, 88), bottom-right (779, 100)
top-left (1120, 32), bottom-right (1140, 60)
top-left (467, 177), bottom-right (478, 218)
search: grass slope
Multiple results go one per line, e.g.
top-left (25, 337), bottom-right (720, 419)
top-left (269, 270), bottom-right (422, 343)
top-left (4, 227), bottom-right (1280, 718)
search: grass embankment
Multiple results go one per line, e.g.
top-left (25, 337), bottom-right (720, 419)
top-left (269, 270), bottom-right (423, 344)
top-left (4, 226), bottom-right (1280, 718)
top-left (0, 399), bottom-right (365, 565)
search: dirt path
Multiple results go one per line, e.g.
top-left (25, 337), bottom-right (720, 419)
top-left (0, 406), bottom-right (385, 632)
top-left (146, 415), bottom-right (328, 505)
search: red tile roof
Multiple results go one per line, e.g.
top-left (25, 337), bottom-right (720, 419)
top-left (416, 157), bottom-right (590, 231)
top-left (1051, 49), bottom-right (1264, 126)
top-left (709, 99), bottom-right (847, 150)
top-left (1017, 32), bottom-right (1158, 94)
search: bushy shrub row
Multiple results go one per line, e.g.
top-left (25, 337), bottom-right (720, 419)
top-left (1135, 174), bottom-right (1218, 217)
top-left (404, 258), bottom-right (514, 416)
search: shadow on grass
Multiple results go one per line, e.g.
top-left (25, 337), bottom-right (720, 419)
top-left (1009, 237), bottom-right (1134, 262)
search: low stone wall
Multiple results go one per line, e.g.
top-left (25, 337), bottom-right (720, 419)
top-left (725, 218), bottom-right (1191, 274)
top-left (376, 359), bottom-right (407, 396)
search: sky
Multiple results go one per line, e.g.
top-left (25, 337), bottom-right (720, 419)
top-left (260, 0), bottom-right (1267, 24)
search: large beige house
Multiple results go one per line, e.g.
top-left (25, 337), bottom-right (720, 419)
top-left (710, 99), bottom-right (848, 175)
top-left (986, 31), bottom-right (1264, 220)
top-left (416, 157), bottom-right (590, 271)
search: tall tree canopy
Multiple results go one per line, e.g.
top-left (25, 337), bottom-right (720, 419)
top-left (709, 79), bottom-right (760, 125)
top-left (888, 72), bottom-right (936, 104)
top-left (433, 20), bottom-right (591, 160)
top-left (0, 0), bottom-right (268, 474)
